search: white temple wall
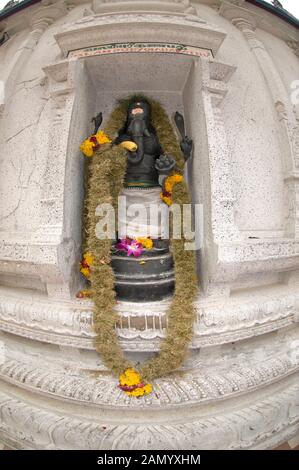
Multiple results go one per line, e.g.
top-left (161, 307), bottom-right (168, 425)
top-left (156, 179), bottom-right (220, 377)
top-left (194, 3), bottom-right (288, 236)
top-left (257, 29), bottom-right (299, 90)
top-left (0, 5), bottom-right (86, 235)
top-left (0, 2), bottom-right (295, 242)
top-left (0, 0), bottom-right (298, 450)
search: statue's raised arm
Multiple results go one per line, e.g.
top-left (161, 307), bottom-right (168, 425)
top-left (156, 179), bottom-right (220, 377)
top-left (174, 111), bottom-right (193, 161)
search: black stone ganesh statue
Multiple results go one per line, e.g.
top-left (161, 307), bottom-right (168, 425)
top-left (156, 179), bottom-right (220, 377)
top-left (94, 97), bottom-right (193, 302)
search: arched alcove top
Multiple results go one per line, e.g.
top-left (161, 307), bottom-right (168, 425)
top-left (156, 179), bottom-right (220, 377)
top-left (54, 12), bottom-right (227, 58)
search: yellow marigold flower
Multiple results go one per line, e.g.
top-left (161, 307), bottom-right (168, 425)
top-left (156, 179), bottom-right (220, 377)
top-left (136, 238), bottom-right (153, 249)
top-left (84, 252), bottom-right (93, 266)
top-left (160, 194), bottom-right (172, 206)
top-left (126, 383), bottom-right (153, 397)
top-left (95, 131), bottom-right (112, 145)
top-left (80, 267), bottom-right (90, 278)
top-left (129, 387), bottom-right (145, 397)
top-left (161, 174), bottom-right (183, 206)
top-left (80, 139), bottom-right (95, 157)
top-left (144, 239), bottom-right (153, 249)
top-left (143, 383), bottom-right (152, 394)
top-left (76, 289), bottom-right (92, 299)
top-left (119, 368), bottom-right (141, 387)
top-left (119, 368), bottom-right (153, 397)
top-left (164, 174), bottom-right (183, 192)
top-left (173, 174), bottom-right (183, 183)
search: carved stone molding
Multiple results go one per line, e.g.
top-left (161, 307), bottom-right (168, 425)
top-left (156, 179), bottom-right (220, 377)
top-left (200, 59), bottom-right (241, 244)
top-left (220, 2), bottom-right (260, 28)
top-left (0, 345), bottom-right (298, 407)
top-left (0, 378), bottom-right (298, 449)
top-left (219, 0), bottom-right (298, 43)
top-left (0, 6), bottom-right (79, 300)
top-left (55, 13), bottom-right (226, 57)
top-left (0, 286), bottom-right (298, 350)
top-left (0, 1), bottom-right (67, 115)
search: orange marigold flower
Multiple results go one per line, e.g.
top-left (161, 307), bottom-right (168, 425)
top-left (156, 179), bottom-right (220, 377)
top-left (76, 290), bottom-right (92, 298)
top-left (80, 252), bottom-right (94, 279)
top-left (164, 174), bottom-right (183, 193)
top-left (80, 131), bottom-right (111, 157)
top-left (161, 174), bottom-right (183, 206)
top-left (80, 139), bottom-right (95, 157)
top-left (95, 131), bottom-right (112, 145)
top-left (128, 384), bottom-right (152, 397)
top-left (119, 368), bottom-right (141, 387)
top-left (80, 266), bottom-right (90, 278)
top-left (84, 252), bottom-right (93, 266)
top-left (119, 369), bottom-right (152, 397)
top-left (136, 237), bottom-right (153, 249)
top-left (160, 193), bottom-right (173, 206)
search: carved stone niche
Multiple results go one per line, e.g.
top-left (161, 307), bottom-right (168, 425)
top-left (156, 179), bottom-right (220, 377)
top-left (50, 11), bottom-right (299, 301)
top-left (48, 12), bottom-right (240, 296)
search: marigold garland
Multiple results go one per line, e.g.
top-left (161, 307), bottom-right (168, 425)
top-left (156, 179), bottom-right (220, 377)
top-left (119, 368), bottom-right (152, 396)
top-left (80, 251), bottom-right (94, 279)
top-left (160, 174), bottom-right (183, 206)
top-left (76, 289), bottom-right (92, 299)
top-left (80, 131), bottom-right (112, 157)
top-left (81, 96), bottom-right (198, 395)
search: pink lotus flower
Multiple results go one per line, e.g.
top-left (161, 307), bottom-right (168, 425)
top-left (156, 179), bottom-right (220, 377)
top-left (115, 238), bottom-right (131, 251)
top-left (126, 241), bottom-right (143, 257)
top-left (115, 238), bottom-right (143, 257)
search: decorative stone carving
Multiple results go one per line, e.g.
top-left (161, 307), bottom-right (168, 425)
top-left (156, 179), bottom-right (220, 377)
top-left (0, 1), bottom-right (67, 114)
top-left (200, 59), bottom-right (240, 244)
top-left (0, 380), bottom-right (298, 449)
top-left (55, 13), bottom-right (226, 57)
top-left (1, 341), bottom-right (298, 406)
top-left (0, 286), bottom-right (298, 350)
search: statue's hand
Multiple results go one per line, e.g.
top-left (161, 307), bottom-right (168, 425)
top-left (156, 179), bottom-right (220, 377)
top-left (180, 136), bottom-right (193, 161)
top-left (155, 155), bottom-right (176, 175)
top-left (119, 141), bottom-right (138, 152)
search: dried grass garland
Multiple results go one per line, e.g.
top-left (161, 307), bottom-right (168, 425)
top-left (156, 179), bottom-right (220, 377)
top-left (84, 97), bottom-right (198, 381)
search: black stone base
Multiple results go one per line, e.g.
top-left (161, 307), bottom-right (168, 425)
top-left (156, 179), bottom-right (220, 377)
top-left (111, 239), bottom-right (174, 302)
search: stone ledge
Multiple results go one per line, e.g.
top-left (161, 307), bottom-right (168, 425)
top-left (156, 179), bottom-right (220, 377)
top-left (2, 237), bottom-right (298, 286)
top-left (0, 329), bottom-right (298, 408)
top-left (0, 286), bottom-right (298, 350)
top-left (54, 12), bottom-right (226, 57)
top-left (214, 239), bottom-right (299, 282)
top-left (0, 377), bottom-right (298, 449)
